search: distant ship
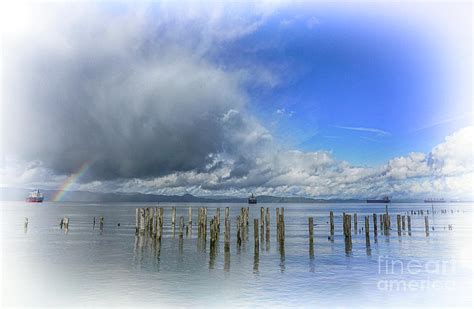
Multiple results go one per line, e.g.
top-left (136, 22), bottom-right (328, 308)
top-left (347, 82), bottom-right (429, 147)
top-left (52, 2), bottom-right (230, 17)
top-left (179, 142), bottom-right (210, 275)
top-left (26, 189), bottom-right (44, 203)
top-left (248, 193), bottom-right (257, 204)
top-left (424, 198), bottom-right (446, 203)
top-left (367, 196), bottom-right (390, 203)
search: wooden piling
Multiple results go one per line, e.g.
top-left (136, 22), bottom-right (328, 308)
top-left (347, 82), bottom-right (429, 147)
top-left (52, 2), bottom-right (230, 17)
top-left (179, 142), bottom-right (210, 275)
top-left (260, 207), bottom-right (265, 241)
top-left (265, 207), bottom-right (270, 242)
top-left (198, 208), bottom-right (202, 237)
top-left (278, 212), bottom-right (285, 243)
top-left (172, 207), bottom-right (176, 237)
top-left (236, 215), bottom-right (242, 247)
top-left (139, 208), bottom-right (145, 234)
top-left (365, 216), bottom-right (370, 245)
top-left (216, 208), bottom-right (221, 234)
top-left (60, 217), bottom-right (70, 230)
top-left (188, 207), bottom-right (192, 236)
top-left (402, 215), bottom-right (406, 231)
top-left (308, 217), bottom-right (314, 247)
top-left (224, 207), bottom-right (230, 252)
top-left (209, 218), bottom-right (217, 252)
top-left (276, 208), bottom-right (280, 242)
top-left (343, 214), bottom-right (352, 252)
top-left (24, 218), bottom-right (28, 229)
top-left (135, 209), bottom-right (138, 232)
top-left (354, 213), bottom-right (358, 234)
top-left (329, 211), bottom-right (334, 238)
top-left (424, 216), bottom-right (429, 236)
top-left (373, 213), bottom-right (377, 236)
top-left (99, 216), bottom-right (104, 230)
top-left (397, 214), bottom-right (401, 236)
top-left (407, 215), bottom-right (411, 236)
top-left (179, 216), bottom-right (184, 238)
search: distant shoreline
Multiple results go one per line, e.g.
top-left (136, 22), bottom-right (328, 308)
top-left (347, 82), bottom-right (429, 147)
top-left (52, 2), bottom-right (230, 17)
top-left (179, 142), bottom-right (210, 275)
top-left (1, 187), bottom-right (470, 204)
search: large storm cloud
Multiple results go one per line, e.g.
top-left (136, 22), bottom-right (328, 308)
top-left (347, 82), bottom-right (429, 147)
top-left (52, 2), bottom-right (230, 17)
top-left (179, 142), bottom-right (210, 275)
top-left (2, 2), bottom-right (272, 181)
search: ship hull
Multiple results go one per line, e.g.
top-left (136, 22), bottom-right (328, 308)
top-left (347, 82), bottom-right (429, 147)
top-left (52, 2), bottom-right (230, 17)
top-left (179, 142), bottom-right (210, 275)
top-left (248, 200), bottom-right (257, 204)
top-left (424, 200), bottom-right (446, 203)
top-left (366, 199), bottom-right (390, 203)
top-left (26, 197), bottom-right (44, 203)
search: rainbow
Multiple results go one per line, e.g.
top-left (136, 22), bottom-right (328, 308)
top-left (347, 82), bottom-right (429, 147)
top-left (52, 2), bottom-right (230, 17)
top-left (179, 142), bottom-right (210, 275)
top-left (52, 161), bottom-right (91, 202)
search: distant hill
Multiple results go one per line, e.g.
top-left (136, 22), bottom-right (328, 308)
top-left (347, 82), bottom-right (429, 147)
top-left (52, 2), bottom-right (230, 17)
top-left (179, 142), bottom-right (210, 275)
top-left (0, 187), bottom-right (424, 203)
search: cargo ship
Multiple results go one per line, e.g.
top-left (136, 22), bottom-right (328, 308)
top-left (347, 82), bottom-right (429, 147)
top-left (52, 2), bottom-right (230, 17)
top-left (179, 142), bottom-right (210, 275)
top-left (26, 189), bottom-right (44, 203)
top-left (248, 193), bottom-right (257, 204)
top-left (366, 196), bottom-right (390, 203)
top-left (424, 198), bottom-right (446, 203)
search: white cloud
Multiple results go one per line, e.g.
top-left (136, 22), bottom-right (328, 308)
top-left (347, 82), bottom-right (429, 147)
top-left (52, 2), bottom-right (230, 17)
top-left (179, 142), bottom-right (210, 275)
top-left (3, 127), bottom-right (472, 199)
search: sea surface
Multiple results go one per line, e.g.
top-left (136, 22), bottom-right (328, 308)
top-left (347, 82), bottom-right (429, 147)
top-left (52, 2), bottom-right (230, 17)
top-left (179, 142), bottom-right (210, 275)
top-left (1, 202), bottom-right (472, 307)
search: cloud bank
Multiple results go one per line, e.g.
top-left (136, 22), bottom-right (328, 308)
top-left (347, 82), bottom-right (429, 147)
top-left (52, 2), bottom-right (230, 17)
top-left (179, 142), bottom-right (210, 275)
top-left (1, 2), bottom-right (473, 199)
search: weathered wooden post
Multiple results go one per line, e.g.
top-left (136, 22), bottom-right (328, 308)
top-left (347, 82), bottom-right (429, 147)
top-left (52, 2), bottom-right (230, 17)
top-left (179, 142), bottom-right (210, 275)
top-left (179, 216), bottom-right (184, 238)
top-left (134, 209), bottom-right (138, 233)
top-left (343, 214), bottom-right (352, 253)
top-left (365, 216), bottom-right (370, 245)
top-left (260, 207), bottom-right (265, 241)
top-left (24, 218), bottom-right (28, 230)
top-left (407, 215), bottom-right (411, 236)
top-left (365, 216), bottom-right (371, 255)
top-left (151, 208), bottom-right (157, 237)
top-left (209, 218), bottom-right (215, 249)
top-left (171, 207), bottom-right (176, 237)
top-left (187, 207), bottom-right (192, 237)
top-left (216, 208), bottom-right (221, 234)
top-left (379, 214), bottom-right (383, 231)
top-left (383, 214), bottom-right (390, 235)
top-left (204, 208), bottom-right (208, 241)
top-left (197, 208), bottom-right (202, 238)
top-left (329, 211), bottom-right (334, 239)
top-left (373, 213), bottom-right (377, 236)
top-left (224, 207), bottom-right (230, 252)
top-left (139, 208), bottom-right (145, 234)
top-left (397, 214), bottom-right (401, 236)
top-left (402, 215), bottom-right (406, 231)
top-left (254, 219), bottom-right (259, 252)
top-left (236, 215), bottom-right (242, 247)
top-left (99, 216), bottom-right (104, 230)
top-left (309, 217), bottom-right (314, 258)
top-left (276, 208), bottom-right (280, 242)
top-left (424, 216), bottom-right (429, 236)
top-left (278, 213), bottom-right (285, 243)
top-left (265, 207), bottom-right (270, 243)
top-left (209, 218), bottom-right (218, 263)
top-left (147, 208), bottom-right (151, 232)
top-left (60, 217), bottom-right (69, 230)
top-left (354, 213), bottom-right (358, 234)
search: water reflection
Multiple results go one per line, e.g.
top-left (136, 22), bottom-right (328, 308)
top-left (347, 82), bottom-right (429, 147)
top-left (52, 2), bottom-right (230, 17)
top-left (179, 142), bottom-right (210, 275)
top-left (253, 249), bottom-right (259, 274)
top-left (279, 242), bottom-right (285, 273)
top-left (224, 250), bottom-right (230, 272)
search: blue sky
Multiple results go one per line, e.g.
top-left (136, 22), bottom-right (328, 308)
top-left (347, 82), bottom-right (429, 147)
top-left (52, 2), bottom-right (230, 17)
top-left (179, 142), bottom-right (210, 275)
top-left (2, 1), bottom-right (472, 198)
top-left (208, 3), bottom-right (472, 166)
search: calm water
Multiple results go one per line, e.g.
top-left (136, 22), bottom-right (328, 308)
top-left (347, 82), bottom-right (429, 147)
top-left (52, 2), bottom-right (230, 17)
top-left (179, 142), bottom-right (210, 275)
top-left (1, 202), bottom-right (472, 307)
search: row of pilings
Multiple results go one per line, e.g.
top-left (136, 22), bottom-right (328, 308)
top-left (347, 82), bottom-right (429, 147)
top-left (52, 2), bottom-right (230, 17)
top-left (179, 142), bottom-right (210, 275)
top-left (135, 206), bottom-right (284, 250)
top-left (133, 205), bottom-right (455, 258)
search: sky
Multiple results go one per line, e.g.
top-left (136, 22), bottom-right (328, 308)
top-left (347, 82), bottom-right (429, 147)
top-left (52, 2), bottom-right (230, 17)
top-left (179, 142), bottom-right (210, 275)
top-left (0, 0), bottom-right (473, 199)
